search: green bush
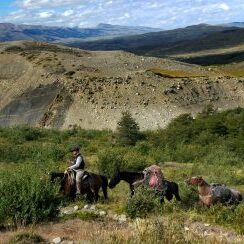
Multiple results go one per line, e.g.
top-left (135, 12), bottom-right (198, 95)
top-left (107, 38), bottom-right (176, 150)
top-left (0, 167), bottom-right (62, 226)
top-left (97, 148), bottom-right (127, 177)
top-left (198, 204), bottom-right (244, 234)
top-left (9, 232), bottom-right (45, 244)
top-left (177, 182), bottom-right (199, 207)
top-left (125, 186), bottom-right (161, 218)
top-left (97, 148), bottom-right (152, 177)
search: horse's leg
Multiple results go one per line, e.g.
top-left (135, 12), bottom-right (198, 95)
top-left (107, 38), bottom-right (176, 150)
top-left (86, 189), bottom-right (95, 203)
top-left (160, 194), bottom-right (165, 203)
top-left (101, 176), bottom-right (108, 200)
top-left (94, 189), bottom-right (99, 202)
top-left (169, 182), bottom-right (181, 201)
top-left (173, 184), bottom-right (182, 201)
top-left (130, 184), bottom-right (135, 197)
top-left (165, 193), bottom-right (173, 201)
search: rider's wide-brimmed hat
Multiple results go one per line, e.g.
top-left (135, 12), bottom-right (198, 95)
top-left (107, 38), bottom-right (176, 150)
top-left (70, 144), bottom-right (80, 152)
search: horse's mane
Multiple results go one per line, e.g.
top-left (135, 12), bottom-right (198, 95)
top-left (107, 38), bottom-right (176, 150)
top-left (65, 170), bottom-right (76, 186)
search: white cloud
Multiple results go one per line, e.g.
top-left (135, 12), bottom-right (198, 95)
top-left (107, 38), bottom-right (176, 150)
top-left (62, 9), bottom-right (74, 17)
top-left (219, 3), bottom-right (230, 11)
top-left (106, 1), bottom-right (113, 5)
top-left (15, 0), bottom-right (85, 9)
top-left (0, 0), bottom-right (242, 29)
top-left (39, 11), bottom-right (54, 18)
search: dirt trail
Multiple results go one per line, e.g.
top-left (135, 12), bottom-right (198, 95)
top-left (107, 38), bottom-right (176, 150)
top-left (0, 206), bottom-right (243, 243)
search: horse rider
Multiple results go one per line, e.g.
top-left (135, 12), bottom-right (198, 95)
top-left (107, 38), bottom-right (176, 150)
top-left (67, 145), bottom-right (85, 196)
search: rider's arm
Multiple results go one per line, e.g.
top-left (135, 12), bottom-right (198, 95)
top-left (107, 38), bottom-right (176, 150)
top-left (69, 156), bottom-right (84, 170)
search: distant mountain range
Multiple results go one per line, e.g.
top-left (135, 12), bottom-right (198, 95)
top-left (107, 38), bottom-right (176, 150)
top-left (68, 24), bottom-right (244, 65)
top-left (1, 22), bottom-right (243, 65)
top-left (0, 23), bottom-right (162, 42)
top-left (221, 22), bottom-right (244, 28)
top-left (69, 24), bottom-right (242, 52)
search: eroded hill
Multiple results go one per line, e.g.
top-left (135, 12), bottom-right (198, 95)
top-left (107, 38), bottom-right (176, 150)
top-left (0, 41), bottom-right (244, 130)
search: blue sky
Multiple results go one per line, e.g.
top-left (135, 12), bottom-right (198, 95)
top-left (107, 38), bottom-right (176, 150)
top-left (0, 0), bottom-right (243, 29)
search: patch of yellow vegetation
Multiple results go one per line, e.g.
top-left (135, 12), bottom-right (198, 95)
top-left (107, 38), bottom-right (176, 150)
top-left (208, 62), bottom-right (244, 77)
top-left (222, 69), bottom-right (244, 77)
top-left (147, 68), bottom-right (207, 78)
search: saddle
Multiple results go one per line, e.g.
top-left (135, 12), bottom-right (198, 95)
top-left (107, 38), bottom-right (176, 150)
top-left (65, 170), bottom-right (90, 183)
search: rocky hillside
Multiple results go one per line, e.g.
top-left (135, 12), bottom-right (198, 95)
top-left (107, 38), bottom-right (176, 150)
top-left (0, 41), bottom-right (244, 130)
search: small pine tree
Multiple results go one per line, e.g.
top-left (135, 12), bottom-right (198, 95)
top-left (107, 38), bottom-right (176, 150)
top-left (116, 111), bottom-right (141, 146)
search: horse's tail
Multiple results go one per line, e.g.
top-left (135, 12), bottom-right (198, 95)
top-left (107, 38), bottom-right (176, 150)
top-left (101, 175), bottom-right (108, 200)
top-left (230, 189), bottom-right (243, 203)
top-left (237, 192), bottom-right (242, 202)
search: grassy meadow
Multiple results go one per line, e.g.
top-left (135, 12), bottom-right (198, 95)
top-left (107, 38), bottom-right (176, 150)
top-left (0, 107), bottom-right (243, 242)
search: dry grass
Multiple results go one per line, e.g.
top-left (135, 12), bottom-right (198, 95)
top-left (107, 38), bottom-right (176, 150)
top-left (0, 219), bottom-right (135, 243)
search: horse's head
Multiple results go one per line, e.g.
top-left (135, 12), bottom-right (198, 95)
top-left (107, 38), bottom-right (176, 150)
top-left (49, 171), bottom-right (64, 183)
top-left (108, 170), bottom-right (120, 189)
top-left (186, 176), bottom-right (204, 186)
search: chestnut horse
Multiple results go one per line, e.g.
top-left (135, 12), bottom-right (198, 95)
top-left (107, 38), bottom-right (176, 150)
top-left (186, 176), bottom-right (242, 207)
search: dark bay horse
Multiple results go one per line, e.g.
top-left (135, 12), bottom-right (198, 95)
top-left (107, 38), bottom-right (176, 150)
top-left (50, 170), bottom-right (108, 202)
top-left (108, 171), bottom-right (181, 202)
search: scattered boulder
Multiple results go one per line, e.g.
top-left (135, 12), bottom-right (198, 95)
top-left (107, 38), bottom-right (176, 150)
top-left (74, 205), bottom-right (79, 211)
top-left (52, 237), bottom-right (62, 244)
top-left (118, 214), bottom-right (127, 223)
top-left (99, 211), bottom-right (107, 217)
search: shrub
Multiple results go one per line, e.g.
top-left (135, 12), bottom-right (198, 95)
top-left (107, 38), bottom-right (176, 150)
top-left (0, 167), bottom-right (62, 226)
top-left (97, 148), bottom-right (152, 177)
top-left (177, 182), bottom-right (199, 207)
top-left (97, 148), bottom-right (126, 177)
top-left (9, 232), bottom-right (45, 244)
top-left (125, 186), bottom-right (161, 218)
top-left (198, 204), bottom-right (244, 234)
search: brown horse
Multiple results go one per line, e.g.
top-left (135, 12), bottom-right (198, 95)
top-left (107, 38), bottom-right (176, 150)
top-left (50, 170), bottom-right (108, 202)
top-left (186, 176), bottom-right (242, 207)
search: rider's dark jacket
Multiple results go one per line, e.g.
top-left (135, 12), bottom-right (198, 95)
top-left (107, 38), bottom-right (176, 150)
top-left (69, 153), bottom-right (85, 171)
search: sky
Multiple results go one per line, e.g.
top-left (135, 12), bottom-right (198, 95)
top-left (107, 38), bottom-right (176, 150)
top-left (0, 0), bottom-right (243, 29)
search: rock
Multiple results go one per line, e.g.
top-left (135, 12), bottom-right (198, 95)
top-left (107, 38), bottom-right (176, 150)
top-left (99, 210), bottom-right (106, 216)
top-left (204, 223), bottom-right (210, 227)
top-left (74, 205), bottom-right (79, 211)
top-left (164, 87), bottom-right (177, 95)
top-left (118, 214), bottom-right (127, 223)
top-left (83, 204), bottom-right (90, 209)
top-left (184, 227), bottom-right (190, 231)
top-left (90, 205), bottom-right (96, 211)
top-left (52, 237), bottom-right (62, 244)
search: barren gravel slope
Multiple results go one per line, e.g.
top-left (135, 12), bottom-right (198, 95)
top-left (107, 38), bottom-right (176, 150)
top-left (0, 41), bottom-right (243, 129)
